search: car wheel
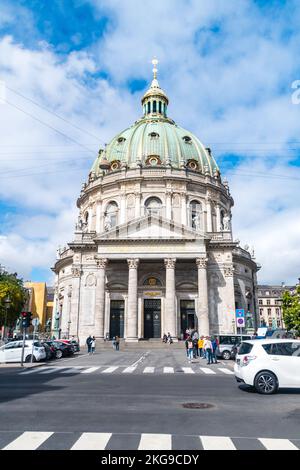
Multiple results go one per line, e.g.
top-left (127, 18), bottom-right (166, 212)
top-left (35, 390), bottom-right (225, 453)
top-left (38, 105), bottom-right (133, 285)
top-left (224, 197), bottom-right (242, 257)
top-left (25, 355), bottom-right (36, 363)
top-left (254, 371), bottom-right (278, 394)
top-left (222, 350), bottom-right (231, 360)
top-left (55, 350), bottom-right (63, 359)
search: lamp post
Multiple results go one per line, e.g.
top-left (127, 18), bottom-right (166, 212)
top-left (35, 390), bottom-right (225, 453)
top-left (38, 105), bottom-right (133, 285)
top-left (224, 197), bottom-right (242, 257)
top-left (3, 295), bottom-right (11, 341)
top-left (67, 321), bottom-right (71, 339)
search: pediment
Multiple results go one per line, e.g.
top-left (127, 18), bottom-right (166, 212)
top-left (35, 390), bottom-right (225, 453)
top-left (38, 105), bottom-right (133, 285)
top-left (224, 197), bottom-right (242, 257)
top-left (96, 215), bottom-right (206, 241)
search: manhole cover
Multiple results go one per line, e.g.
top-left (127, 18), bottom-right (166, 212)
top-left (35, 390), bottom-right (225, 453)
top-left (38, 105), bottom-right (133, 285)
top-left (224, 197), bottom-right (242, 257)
top-left (182, 403), bottom-right (214, 409)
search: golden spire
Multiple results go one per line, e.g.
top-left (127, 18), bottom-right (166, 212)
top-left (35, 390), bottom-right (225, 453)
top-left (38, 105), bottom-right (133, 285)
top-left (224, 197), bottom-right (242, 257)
top-left (152, 58), bottom-right (158, 80)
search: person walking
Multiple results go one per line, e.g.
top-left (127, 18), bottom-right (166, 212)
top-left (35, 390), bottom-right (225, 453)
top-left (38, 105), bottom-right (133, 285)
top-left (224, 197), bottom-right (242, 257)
top-left (211, 336), bottom-right (218, 364)
top-left (115, 336), bottom-right (120, 351)
top-left (193, 336), bottom-right (199, 358)
top-left (200, 335), bottom-right (206, 359)
top-left (86, 335), bottom-right (93, 355)
top-left (187, 337), bottom-right (194, 363)
top-left (185, 337), bottom-right (189, 357)
top-left (91, 336), bottom-right (96, 354)
top-left (198, 336), bottom-right (204, 358)
top-left (204, 336), bottom-right (213, 365)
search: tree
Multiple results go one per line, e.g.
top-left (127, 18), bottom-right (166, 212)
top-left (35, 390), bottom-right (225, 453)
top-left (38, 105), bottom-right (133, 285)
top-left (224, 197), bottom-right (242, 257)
top-left (0, 269), bottom-right (27, 329)
top-left (282, 286), bottom-right (300, 336)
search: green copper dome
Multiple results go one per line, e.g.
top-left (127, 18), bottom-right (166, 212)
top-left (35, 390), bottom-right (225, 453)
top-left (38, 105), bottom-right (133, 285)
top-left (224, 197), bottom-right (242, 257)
top-left (91, 62), bottom-right (219, 177)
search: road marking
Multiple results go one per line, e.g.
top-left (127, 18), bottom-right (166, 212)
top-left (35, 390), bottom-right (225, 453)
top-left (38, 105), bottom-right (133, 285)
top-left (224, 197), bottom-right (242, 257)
top-left (60, 368), bottom-right (82, 374)
top-left (143, 367), bottom-right (155, 373)
top-left (131, 351), bottom-right (151, 368)
top-left (218, 368), bottom-right (235, 375)
top-left (200, 436), bottom-right (236, 450)
top-left (138, 434), bottom-right (172, 450)
top-left (20, 367), bottom-right (48, 374)
top-left (259, 438), bottom-right (298, 450)
top-left (122, 366), bottom-right (137, 374)
top-left (182, 367), bottom-right (195, 374)
top-left (102, 366), bottom-right (119, 373)
top-left (200, 368), bottom-right (216, 375)
top-left (80, 367), bottom-right (100, 374)
top-left (163, 367), bottom-right (174, 373)
top-left (71, 433), bottom-right (112, 450)
top-left (3, 432), bottom-right (53, 450)
top-left (39, 367), bottom-right (64, 374)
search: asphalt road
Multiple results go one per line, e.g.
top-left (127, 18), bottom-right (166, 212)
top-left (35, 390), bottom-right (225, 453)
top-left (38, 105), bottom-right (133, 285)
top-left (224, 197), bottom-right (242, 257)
top-left (0, 349), bottom-right (299, 450)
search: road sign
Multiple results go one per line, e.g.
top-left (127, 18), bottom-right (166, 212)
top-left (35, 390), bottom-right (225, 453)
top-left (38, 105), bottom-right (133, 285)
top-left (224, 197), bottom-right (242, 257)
top-left (32, 318), bottom-right (40, 327)
top-left (236, 309), bottom-right (245, 328)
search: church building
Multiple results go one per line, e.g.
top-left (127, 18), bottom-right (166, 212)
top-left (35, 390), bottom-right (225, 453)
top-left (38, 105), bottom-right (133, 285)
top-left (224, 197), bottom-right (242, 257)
top-left (52, 61), bottom-right (260, 344)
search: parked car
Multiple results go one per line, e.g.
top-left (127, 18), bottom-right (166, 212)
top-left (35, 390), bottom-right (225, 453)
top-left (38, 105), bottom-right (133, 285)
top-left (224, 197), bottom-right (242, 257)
top-left (230, 342), bottom-right (241, 360)
top-left (234, 339), bottom-right (300, 394)
top-left (215, 335), bottom-right (252, 360)
top-left (41, 341), bottom-right (56, 360)
top-left (45, 340), bottom-right (74, 359)
top-left (0, 340), bottom-right (46, 363)
top-left (58, 339), bottom-right (80, 353)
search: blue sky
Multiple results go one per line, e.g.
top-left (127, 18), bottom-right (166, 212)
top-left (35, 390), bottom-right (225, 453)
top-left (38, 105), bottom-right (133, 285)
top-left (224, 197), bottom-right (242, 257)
top-left (0, 0), bottom-right (300, 284)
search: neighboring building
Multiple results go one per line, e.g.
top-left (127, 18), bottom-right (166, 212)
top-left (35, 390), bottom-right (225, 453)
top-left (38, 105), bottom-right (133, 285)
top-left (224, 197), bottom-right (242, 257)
top-left (257, 282), bottom-right (298, 329)
top-left (24, 282), bottom-right (54, 329)
top-left (52, 61), bottom-right (260, 344)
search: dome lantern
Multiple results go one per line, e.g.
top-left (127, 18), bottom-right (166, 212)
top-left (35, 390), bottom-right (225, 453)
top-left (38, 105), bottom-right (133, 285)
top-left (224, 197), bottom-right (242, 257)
top-left (141, 58), bottom-right (169, 118)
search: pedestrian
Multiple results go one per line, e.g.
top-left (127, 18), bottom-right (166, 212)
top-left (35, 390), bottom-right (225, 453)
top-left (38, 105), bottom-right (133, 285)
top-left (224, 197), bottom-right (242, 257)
top-left (167, 332), bottom-right (173, 344)
top-left (200, 335), bottom-right (206, 359)
top-left (86, 335), bottom-right (93, 354)
top-left (91, 336), bottom-right (96, 354)
top-left (187, 336), bottom-right (194, 362)
top-left (204, 336), bottom-right (213, 365)
top-left (211, 336), bottom-right (218, 364)
top-left (193, 336), bottom-right (199, 358)
top-left (162, 333), bottom-right (168, 343)
top-left (112, 336), bottom-right (116, 350)
top-left (115, 336), bottom-right (120, 351)
top-left (185, 337), bottom-right (189, 357)
top-left (198, 336), bottom-right (204, 357)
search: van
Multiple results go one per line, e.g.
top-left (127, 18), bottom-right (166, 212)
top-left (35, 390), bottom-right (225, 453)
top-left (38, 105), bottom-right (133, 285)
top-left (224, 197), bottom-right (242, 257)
top-left (215, 334), bottom-right (252, 360)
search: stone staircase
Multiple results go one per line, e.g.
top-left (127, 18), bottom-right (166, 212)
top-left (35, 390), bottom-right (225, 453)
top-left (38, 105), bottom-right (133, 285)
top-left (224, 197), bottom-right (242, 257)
top-left (82, 339), bottom-right (185, 350)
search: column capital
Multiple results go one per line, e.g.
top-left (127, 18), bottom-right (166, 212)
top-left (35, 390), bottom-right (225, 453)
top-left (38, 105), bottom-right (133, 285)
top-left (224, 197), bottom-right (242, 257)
top-left (164, 258), bottom-right (176, 269)
top-left (224, 265), bottom-right (234, 277)
top-left (71, 266), bottom-right (82, 277)
top-left (127, 258), bottom-right (140, 269)
top-left (95, 257), bottom-right (108, 269)
top-left (196, 257), bottom-right (208, 269)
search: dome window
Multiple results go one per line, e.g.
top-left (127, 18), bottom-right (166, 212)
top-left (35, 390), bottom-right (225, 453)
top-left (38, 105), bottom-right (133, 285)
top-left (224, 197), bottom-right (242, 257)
top-left (110, 160), bottom-right (121, 171)
top-left (145, 197), bottom-right (162, 217)
top-left (153, 100), bottom-right (157, 113)
top-left (149, 132), bottom-right (159, 139)
top-left (117, 137), bottom-right (126, 144)
top-left (159, 101), bottom-right (162, 114)
top-left (183, 136), bottom-right (192, 143)
top-left (146, 155), bottom-right (161, 166)
top-left (187, 159), bottom-right (199, 171)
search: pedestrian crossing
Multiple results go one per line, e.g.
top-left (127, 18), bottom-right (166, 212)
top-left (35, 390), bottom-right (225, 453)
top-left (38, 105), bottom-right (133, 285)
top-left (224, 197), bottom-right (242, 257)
top-left (1, 431), bottom-right (299, 450)
top-left (17, 364), bottom-right (235, 376)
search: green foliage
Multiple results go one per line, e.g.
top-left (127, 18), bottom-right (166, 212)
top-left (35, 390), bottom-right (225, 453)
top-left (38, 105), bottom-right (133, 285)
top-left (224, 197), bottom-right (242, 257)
top-left (0, 269), bottom-right (27, 327)
top-left (282, 286), bottom-right (300, 336)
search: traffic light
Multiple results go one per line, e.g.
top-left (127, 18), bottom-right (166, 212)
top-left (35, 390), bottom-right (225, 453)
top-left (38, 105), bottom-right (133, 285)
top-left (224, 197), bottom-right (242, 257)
top-left (21, 311), bottom-right (32, 328)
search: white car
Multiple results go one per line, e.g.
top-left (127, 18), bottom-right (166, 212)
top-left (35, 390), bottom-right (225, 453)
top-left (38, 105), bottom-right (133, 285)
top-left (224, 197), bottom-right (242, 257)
top-left (0, 340), bottom-right (46, 363)
top-left (234, 339), bottom-right (300, 394)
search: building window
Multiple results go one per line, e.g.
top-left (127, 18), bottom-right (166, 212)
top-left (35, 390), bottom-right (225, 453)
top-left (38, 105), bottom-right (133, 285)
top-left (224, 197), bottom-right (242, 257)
top-left (277, 320), bottom-right (281, 327)
top-left (145, 197), bottom-right (162, 216)
top-left (104, 201), bottom-right (118, 230)
top-left (159, 101), bottom-right (162, 113)
top-left (153, 100), bottom-right (157, 113)
top-left (189, 200), bottom-right (201, 230)
top-left (147, 102), bottom-right (151, 114)
top-left (267, 300), bottom-right (271, 305)
top-left (259, 308), bottom-right (263, 316)
top-left (149, 132), bottom-right (159, 139)
top-left (276, 308), bottom-right (280, 316)
top-left (182, 136), bottom-right (192, 143)
top-left (259, 300), bottom-right (263, 305)
top-left (267, 308), bottom-right (271, 316)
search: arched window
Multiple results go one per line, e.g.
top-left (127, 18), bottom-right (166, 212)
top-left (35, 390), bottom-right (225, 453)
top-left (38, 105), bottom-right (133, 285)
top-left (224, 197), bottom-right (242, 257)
top-left (153, 100), bottom-right (157, 113)
top-left (145, 197), bottom-right (162, 216)
top-left (158, 101), bottom-right (162, 114)
top-left (84, 211), bottom-right (89, 224)
top-left (104, 201), bottom-right (118, 230)
top-left (147, 102), bottom-right (151, 114)
top-left (190, 200), bottom-right (201, 229)
top-left (220, 209), bottom-right (225, 230)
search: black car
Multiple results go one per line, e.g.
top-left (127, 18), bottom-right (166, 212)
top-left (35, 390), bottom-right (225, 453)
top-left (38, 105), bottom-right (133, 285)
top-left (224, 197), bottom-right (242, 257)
top-left (41, 341), bottom-right (56, 360)
top-left (230, 342), bottom-right (241, 360)
top-left (45, 341), bottom-right (74, 359)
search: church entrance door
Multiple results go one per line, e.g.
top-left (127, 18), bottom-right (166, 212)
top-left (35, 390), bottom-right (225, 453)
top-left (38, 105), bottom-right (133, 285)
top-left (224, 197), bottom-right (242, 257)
top-left (144, 299), bottom-right (161, 339)
top-left (109, 300), bottom-right (124, 339)
top-left (180, 300), bottom-right (196, 335)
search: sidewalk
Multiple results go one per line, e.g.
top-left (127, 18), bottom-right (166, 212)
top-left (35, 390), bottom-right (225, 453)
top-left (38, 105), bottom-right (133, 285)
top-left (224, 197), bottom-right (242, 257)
top-left (0, 362), bottom-right (46, 369)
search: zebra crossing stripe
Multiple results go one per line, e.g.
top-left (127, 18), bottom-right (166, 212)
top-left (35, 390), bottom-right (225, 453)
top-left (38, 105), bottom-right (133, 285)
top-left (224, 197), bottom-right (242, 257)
top-left (80, 367), bottom-right (100, 374)
top-left (39, 367), bottom-right (63, 374)
top-left (143, 367), bottom-right (155, 373)
top-left (200, 368), bottom-right (216, 375)
top-left (200, 436), bottom-right (236, 450)
top-left (163, 367), bottom-right (174, 373)
top-left (60, 368), bottom-right (82, 374)
top-left (71, 433), bottom-right (112, 450)
top-left (259, 438), bottom-right (298, 450)
top-left (182, 367), bottom-right (195, 374)
top-left (102, 366), bottom-right (119, 373)
top-left (3, 432), bottom-right (53, 450)
top-left (218, 368), bottom-right (235, 375)
top-left (20, 367), bottom-right (48, 374)
top-left (122, 366), bottom-right (137, 374)
top-left (138, 434), bottom-right (172, 450)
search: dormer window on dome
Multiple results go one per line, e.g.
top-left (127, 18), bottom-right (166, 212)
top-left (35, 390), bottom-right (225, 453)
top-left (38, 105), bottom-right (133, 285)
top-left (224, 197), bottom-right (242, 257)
top-left (183, 136), bottom-right (192, 143)
top-left (149, 132), bottom-right (159, 139)
top-left (117, 137), bottom-right (126, 144)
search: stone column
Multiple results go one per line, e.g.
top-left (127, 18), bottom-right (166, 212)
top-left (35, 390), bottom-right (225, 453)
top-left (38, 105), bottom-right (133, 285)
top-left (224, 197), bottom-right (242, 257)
top-left (126, 258), bottom-right (139, 341)
top-left (96, 201), bottom-right (102, 233)
top-left (120, 193), bottom-right (126, 224)
top-left (181, 194), bottom-right (187, 225)
top-left (70, 266), bottom-right (82, 340)
top-left (135, 192), bottom-right (141, 219)
top-left (165, 190), bottom-right (172, 220)
top-left (216, 203), bottom-right (221, 232)
top-left (196, 257), bottom-right (210, 335)
top-left (206, 196), bottom-right (212, 232)
top-left (164, 258), bottom-right (177, 338)
top-left (94, 258), bottom-right (108, 339)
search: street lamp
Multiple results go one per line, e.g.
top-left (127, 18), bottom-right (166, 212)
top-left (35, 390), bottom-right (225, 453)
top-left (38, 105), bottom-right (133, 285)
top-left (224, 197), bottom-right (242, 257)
top-left (3, 295), bottom-right (11, 341)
